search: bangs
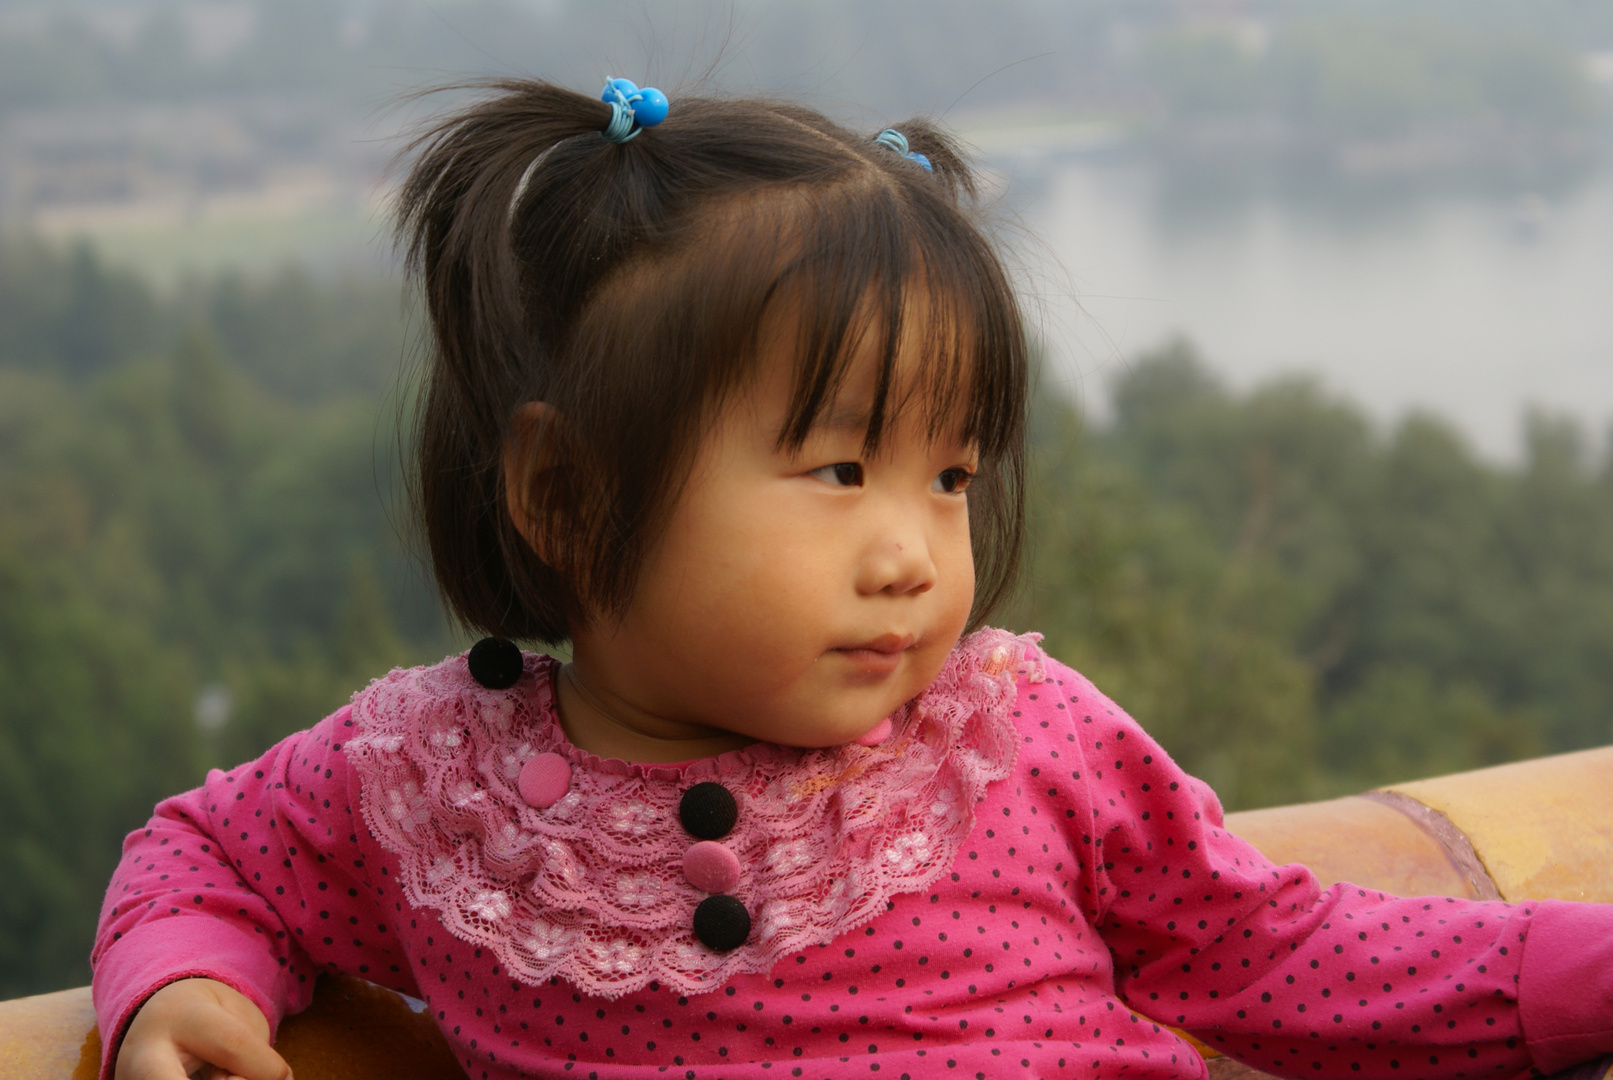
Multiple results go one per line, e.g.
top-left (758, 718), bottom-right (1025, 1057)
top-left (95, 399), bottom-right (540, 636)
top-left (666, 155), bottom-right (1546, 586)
top-left (772, 202), bottom-right (1021, 462)
top-left (745, 184), bottom-right (1023, 464)
top-left (587, 179), bottom-right (1026, 461)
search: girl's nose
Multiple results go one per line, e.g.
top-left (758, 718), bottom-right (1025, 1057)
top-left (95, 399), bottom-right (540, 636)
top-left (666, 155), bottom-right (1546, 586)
top-left (856, 530), bottom-right (938, 597)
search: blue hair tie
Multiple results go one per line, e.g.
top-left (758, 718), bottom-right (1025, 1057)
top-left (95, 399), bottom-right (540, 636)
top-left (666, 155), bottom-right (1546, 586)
top-left (873, 128), bottom-right (932, 172)
top-left (601, 77), bottom-right (669, 144)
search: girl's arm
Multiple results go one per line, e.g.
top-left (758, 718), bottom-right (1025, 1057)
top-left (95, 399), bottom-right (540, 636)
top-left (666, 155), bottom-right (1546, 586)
top-left (1039, 660), bottom-right (1613, 1079)
top-left (91, 703), bottom-right (418, 1080)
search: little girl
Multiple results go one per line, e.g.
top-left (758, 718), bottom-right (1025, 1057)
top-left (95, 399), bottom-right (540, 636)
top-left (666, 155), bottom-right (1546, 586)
top-left (94, 79), bottom-right (1613, 1080)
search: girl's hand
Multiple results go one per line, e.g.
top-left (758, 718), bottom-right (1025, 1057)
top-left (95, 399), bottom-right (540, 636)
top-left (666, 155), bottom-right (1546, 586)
top-left (115, 977), bottom-right (292, 1080)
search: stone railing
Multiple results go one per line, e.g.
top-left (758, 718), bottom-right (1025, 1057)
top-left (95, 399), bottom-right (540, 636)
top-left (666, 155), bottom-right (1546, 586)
top-left (3, 747), bottom-right (1610, 1080)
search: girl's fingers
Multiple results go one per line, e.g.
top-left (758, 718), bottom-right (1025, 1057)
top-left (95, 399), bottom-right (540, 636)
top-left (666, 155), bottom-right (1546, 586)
top-left (119, 1045), bottom-right (223, 1080)
top-left (171, 1009), bottom-right (291, 1080)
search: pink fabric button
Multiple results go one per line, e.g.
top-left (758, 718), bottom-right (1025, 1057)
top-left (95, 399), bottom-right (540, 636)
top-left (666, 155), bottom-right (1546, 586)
top-left (683, 841), bottom-right (741, 894)
top-left (854, 717), bottom-right (893, 746)
top-left (518, 753), bottom-right (571, 809)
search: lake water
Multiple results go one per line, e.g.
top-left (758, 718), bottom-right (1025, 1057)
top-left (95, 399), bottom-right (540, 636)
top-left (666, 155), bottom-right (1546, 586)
top-left (1017, 161), bottom-right (1613, 462)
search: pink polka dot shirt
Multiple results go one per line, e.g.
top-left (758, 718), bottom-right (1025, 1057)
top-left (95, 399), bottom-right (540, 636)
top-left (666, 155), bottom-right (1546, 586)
top-left (92, 631), bottom-right (1613, 1080)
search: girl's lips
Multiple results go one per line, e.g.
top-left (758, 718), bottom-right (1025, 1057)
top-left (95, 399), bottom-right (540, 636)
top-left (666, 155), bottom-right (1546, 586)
top-left (829, 634), bottom-right (916, 675)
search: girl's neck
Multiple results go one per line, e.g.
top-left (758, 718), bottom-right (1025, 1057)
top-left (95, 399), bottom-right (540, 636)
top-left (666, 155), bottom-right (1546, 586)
top-left (554, 661), bottom-right (758, 764)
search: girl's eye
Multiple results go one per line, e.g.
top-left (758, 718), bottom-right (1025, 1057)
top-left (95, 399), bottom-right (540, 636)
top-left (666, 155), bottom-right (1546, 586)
top-left (810, 462), bottom-right (864, 487)
top-left (933, 467), bottom-right (975, 494)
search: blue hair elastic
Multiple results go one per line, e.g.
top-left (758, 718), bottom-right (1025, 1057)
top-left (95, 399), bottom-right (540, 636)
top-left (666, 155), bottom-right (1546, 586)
top-left (601, 77), bottom-right (669, 144)
top-left (873, 128), bottom-right (932, 172)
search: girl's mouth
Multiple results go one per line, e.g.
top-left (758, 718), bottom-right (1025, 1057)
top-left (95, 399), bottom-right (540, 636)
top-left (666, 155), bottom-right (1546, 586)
top-left (830, 633), bottom-right (916, 674)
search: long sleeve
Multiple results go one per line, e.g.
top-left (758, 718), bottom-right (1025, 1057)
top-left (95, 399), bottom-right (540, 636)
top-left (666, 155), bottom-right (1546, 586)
top-left (1037, 659), bottom-right (1613, 1079)
top-left (90, 704), bottom-right (418, 1080)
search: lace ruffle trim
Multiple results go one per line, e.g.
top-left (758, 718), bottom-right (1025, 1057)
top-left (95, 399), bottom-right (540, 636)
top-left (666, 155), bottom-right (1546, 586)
top-left (345, 628), bottom-right (1041, 999)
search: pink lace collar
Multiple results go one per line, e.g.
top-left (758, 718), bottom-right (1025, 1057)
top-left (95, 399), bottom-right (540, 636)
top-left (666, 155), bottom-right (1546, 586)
top-left (346, 628), bottom-right (1041, 999)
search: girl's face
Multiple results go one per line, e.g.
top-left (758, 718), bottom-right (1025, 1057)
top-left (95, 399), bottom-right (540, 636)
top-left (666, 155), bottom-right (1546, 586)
top-left (560, 298), bottom-right (979, 762)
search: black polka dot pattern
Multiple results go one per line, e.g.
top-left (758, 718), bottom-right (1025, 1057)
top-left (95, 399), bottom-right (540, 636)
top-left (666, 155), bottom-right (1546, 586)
top-left (90, 651), bottom-right (1574, 1080)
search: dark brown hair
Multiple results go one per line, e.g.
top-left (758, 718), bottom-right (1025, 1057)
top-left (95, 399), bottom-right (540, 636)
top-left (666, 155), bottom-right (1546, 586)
top-left (398, 79), bottom-right (1028, 645)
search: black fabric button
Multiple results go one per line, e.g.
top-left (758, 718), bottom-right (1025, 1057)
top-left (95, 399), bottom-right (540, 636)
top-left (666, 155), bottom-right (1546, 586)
top-left (467, 637), bottom-right (523, 689)
top-left (692, 894), bottom-right (751, 952)
top-left (679, 782), bottom-right (738, 840)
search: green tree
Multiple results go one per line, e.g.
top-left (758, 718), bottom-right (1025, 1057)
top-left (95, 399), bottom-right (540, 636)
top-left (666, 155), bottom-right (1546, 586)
top-left (0, 541), bottom-right (201, 997)
top-left (1017, 366), bottom-right (1322, 810)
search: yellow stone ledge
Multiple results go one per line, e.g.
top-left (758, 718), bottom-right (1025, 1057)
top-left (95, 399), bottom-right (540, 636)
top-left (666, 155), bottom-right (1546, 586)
top-left (0, 975), bottom-right (466, 1080)
top-left (3, 746), bottom-right (1610, 1080)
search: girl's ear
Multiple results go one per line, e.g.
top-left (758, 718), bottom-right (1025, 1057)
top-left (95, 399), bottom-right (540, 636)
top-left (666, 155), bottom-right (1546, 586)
top-left (504, 401), bottom-right (567, 565)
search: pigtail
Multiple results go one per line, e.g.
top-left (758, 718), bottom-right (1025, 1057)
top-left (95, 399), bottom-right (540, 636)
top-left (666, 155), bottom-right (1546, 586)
top-left (878, 119), bottom-right (979, 205)
top-left (397, 80), bottom-right (621, 642)
top-left (399, 81), bottom-right (613, 395)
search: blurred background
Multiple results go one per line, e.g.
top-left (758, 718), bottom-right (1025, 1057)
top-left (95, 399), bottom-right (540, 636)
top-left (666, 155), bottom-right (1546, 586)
top-left (2, 0), bottom-right (1611, 996)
